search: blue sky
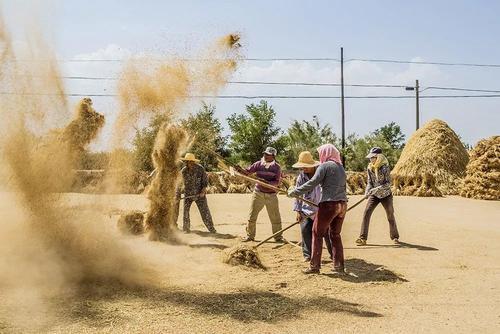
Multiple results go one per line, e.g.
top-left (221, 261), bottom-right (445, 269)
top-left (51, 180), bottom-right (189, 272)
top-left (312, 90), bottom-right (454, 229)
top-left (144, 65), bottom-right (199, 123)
top-left (3, 0), bottom-right (500, 150)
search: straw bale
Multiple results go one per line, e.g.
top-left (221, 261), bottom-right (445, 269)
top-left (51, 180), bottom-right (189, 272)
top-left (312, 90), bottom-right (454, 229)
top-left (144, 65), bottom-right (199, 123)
top-left (460, 136), bottom-right (500, 200)
top-left (391, 119), bottom-right (468, 196)
top-left (117, 211), bottom-right (145, 235)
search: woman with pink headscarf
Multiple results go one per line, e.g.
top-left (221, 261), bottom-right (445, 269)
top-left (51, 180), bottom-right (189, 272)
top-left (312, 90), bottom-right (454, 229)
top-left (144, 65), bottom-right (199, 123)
top-left (288, 144), bottom-right (348, 274)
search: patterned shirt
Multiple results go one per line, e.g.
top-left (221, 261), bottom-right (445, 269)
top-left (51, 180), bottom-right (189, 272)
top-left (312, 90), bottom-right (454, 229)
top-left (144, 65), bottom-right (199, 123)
top-left (366, 164), bottom-right (392, 198)
top-left (181, 164), bottom-right (209, 196)
top-left (246, 159), bottom-right (281, 193)
top-left (293, 171), bottom-right (321, 218)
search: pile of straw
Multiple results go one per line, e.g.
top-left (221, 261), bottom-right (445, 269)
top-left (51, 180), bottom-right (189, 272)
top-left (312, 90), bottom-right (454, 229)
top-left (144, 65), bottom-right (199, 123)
top-left (117, 211), bottom-right (145, 235)
top-left (460, 136), bottom-right (500, 200)
top-left (346, 171), bottom-right (367, 195)
top-left (222, 244), bottom-right (266, 270)
top-left (145, 124), bottom-right (187, 242)
top-left (392, 119), bottom-right (468, 196)
top-left (63, 98), bottom-right (105, 157)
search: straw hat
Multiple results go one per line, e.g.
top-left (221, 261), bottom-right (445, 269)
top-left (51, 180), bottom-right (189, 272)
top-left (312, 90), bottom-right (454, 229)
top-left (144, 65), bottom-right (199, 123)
top-left (180, 153), bottom-right (200, 163)
top-left (292, 151), bottom-right (320, 168)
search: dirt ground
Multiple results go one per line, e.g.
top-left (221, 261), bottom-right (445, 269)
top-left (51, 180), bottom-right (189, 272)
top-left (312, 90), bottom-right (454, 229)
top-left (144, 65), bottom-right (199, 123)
top-left (1, 193), bottom-right (499, 333)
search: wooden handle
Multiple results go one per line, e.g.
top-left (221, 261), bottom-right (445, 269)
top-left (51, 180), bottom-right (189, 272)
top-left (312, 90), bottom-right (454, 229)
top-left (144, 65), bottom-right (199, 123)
top-left (231, 171), bottom-right (319, 208)
top-left (254, 195), bottom-right (368, 248)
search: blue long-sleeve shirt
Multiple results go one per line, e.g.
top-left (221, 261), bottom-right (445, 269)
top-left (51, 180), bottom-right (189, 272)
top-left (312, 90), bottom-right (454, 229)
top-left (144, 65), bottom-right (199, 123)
top-left (293, 171), bottom-right (321, 218)
top-left (290, 161), bottom-right (348, 203)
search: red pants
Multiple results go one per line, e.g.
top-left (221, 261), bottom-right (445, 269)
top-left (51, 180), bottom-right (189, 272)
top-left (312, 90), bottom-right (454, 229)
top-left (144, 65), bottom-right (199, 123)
top-left (311, 201), bottom-right (347, 270)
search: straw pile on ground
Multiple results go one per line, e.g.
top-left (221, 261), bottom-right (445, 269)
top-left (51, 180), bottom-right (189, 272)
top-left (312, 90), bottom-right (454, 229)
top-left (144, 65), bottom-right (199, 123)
top-left (392, 119), bottom-right (469, 196)
top-left (145, 124), bottom-right (187, 242)
top-left (222, 244), bottom-right (266, 270)
top-left (117, 211), bottom-right (145, 235)
top-left (346, 171), bottom-right (367, 195)
top-left (460, 136), bottom-right (500, 200)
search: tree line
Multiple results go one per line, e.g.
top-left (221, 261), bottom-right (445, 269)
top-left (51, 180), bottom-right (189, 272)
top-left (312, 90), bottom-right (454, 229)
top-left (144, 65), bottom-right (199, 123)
top-left (82, 100), bottom-right (406, 173)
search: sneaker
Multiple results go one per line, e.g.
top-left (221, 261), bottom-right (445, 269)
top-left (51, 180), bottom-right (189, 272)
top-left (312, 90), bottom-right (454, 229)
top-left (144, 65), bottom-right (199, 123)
top-left (302, 267), bottom-right (320, 274)
top-left (355, 238), bottom-right (367, 246)
top-left (392, 238), bottom-right (400, 244)
top-left (209, 229), bottom-right (217, 234)
top-left (241, 236), bottom-right (255, 242)
top-left (274, 237), bottom-right (285, 243)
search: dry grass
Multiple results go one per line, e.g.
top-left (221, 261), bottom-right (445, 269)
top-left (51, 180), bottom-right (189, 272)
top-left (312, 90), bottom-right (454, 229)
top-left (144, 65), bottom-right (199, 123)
top-left (392, 119), bottom-right (468, 196)
top-left (117, 211), bottom-right (145, 235)
top-left (460, 135), bottom-right (500, 200)
top-left (222, 244), bottom-right (266, 270)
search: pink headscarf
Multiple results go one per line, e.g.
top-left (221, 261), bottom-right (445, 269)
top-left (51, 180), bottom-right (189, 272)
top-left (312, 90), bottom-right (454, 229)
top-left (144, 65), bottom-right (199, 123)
top-left (317, 144), bottom-right (342, 165)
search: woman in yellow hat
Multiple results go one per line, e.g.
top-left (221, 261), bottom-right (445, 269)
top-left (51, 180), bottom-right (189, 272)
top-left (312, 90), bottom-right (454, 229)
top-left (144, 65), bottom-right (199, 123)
top-left (292, 151), bottom-right (332, 262)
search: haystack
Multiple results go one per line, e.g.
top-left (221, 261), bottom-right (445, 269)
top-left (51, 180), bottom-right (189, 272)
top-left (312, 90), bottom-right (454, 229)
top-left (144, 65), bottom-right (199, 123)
top-left (460, 136), bottom-right (500, 200)
top-left (392, 119), bottom-right (468, 196)
top-left (222, 244), bottom-right (266, 270)
top-left (346, 171), bottom-right (367, 195)
top-left (117, 211), bottom-right (145, 235)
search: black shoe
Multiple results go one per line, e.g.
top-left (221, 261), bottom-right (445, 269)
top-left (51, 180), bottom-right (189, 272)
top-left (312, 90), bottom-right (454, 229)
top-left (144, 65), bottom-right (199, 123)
top-left (183, 228), bottom-right (190, 234)
top-left (241, 236), bottom-right (254, 242)
top-left (302, 267), bottom-right (320, 274)
top-left (274, 237), bottom-right (285, 243)
top-left (209, 229), bottom-right (217, 234)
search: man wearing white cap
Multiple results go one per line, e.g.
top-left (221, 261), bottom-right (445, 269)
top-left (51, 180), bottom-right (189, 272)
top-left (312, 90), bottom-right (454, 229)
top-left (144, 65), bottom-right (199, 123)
top-left (178, 153), bottom-right (216, 234)
top-left (237, 147), bottom-right (284, 242)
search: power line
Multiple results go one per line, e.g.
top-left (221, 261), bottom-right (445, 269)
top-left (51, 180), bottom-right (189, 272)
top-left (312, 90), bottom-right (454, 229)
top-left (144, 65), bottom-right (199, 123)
top-left (10, 75), bottom-right (500, 93)
top-left (2, 92), bottom-right (500, 99)
top-left (346, 58), bottom-right (500, 68)
top-left (8, 57), bottom-right (500, 68)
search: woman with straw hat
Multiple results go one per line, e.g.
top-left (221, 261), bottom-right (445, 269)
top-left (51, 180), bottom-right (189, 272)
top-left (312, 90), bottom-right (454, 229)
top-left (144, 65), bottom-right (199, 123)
top-left (178, 153), bottom-right (216, 234)
top-left (292, 151), bottom-right (332, 262)
top-left (356, 147), bottom-right (399, 246)
top-left (288, 144), bottom-right (348, 275)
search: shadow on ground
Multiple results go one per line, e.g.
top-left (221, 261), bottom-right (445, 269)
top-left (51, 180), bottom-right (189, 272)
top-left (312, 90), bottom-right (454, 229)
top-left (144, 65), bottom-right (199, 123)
top-left (56, 281), bottom-right (382, 328)
top-left (325, 258), bottom-right (408, 283)
top-left (347, 242), bottom-right (438, 251)
top-left (191, 230), bottom-right (237, 239)
top-left (188, 243), bottom-right (228, 250)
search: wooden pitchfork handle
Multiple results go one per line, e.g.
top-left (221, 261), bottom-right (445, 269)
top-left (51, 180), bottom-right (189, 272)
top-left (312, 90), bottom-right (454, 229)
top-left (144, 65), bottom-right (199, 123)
top-left (228, 169), bottom-right (318, 208)
top-left (254, 194), bottom-right (370, 248)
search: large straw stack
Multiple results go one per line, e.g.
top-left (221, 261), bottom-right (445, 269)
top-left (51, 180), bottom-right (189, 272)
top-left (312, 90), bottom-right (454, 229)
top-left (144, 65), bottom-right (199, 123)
top-left (460, 136), bottom-right (500, 200)
top-left (391, 119), bottom-right (469, 196)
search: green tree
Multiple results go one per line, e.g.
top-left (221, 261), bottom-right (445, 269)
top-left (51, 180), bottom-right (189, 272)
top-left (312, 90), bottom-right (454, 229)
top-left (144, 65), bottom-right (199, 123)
top-left (227, 100), bottom-right (284, 164)
top-left (181, 103), bottom-right (227, 171)
top-left (372, 121), bottom-right (406, 149)
top-left (281, 116), bottom-right (339, 168)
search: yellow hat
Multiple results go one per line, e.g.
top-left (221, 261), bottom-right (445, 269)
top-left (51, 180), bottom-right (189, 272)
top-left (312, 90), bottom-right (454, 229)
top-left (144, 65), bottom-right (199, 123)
top-left (292, 151), bottom-right (320, 168)
top-left (180, 153), bottom-right (200, 163)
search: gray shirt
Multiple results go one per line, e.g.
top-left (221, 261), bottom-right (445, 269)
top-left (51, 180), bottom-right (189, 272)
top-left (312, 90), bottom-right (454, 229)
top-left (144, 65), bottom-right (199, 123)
top-left (290, 161), bottom-right (348, 203)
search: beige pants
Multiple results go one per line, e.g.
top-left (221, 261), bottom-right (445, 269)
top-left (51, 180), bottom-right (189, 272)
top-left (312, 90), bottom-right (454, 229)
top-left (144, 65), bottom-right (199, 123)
top-left (246, 191), bottom-right (283, 239)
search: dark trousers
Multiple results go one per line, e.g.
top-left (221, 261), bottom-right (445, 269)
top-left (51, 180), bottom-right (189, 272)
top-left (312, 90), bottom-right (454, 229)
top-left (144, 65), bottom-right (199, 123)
top-left (300, 217), bottom-right (332, 260)
top-left (183, 197), bottom-right (215, 232)
top-left (360, 195), bottom-right (399, 240)
top-left (311, 201), bottom-right (347, 270)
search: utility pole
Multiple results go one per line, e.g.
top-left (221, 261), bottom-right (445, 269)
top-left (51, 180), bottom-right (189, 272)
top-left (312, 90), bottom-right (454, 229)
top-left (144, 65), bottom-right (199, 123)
top-left (405, 80), bottom-right (421, 131)
top-left (340, 47), bottom-right (345, 165)
top-left (415, 79), bottom-right (420, 130)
